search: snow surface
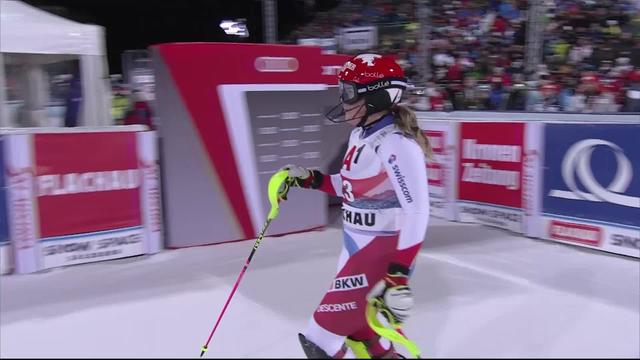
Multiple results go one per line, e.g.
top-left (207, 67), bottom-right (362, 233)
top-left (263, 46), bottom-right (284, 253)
top-left (2, 208), bottom-right (638, 358)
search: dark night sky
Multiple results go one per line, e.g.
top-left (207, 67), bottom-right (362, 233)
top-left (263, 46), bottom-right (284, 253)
top-left (22, 0), bottom-right (335, 74)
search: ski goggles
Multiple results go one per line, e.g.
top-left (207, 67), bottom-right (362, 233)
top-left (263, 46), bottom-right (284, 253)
top-left (339, 80), bottom-right (362, 104)
top-left (339, 78), bottom-right (409, 104)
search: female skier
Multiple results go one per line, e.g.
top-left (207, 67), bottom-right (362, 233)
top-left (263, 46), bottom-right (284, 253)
top-left (283, 53), bottom-right (431, 358)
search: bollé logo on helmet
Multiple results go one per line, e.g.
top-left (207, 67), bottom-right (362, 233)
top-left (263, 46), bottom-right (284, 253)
top-left (362, 71), bottom-right (385, 79)
top-left (367, 81), bottom-right (390, 91)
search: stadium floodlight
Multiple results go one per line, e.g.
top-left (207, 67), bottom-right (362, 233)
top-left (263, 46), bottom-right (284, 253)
top-left (219, 19), bottom-right (249, 37)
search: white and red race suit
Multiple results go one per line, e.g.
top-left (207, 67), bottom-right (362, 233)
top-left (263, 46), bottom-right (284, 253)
top-left (302, 113), bottom-right (430, 356)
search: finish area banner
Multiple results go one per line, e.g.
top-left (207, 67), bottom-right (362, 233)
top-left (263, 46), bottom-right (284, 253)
top-left (5, 129), bottom-right (162, 274)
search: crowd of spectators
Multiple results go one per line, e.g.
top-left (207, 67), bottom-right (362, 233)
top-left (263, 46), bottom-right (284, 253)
top-left (284, 0), bottom-right (640, 112)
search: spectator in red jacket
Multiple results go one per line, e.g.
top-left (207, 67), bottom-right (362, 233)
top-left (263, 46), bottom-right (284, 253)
top-left (124, 90), bottom-right (154, 130)
top-left (492, 15), bottom-right (508, 34)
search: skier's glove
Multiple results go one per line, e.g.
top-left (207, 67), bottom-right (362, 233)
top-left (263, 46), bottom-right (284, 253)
top-left (279, 165), bottom-right (324, 194)
top-left (367, 266), bottom-right (414, 327)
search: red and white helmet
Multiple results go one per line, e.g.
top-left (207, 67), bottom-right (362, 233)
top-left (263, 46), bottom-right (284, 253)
top-left (327, 54), bottom-right (407, 123)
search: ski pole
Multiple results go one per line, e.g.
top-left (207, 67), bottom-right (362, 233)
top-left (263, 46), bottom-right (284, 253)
top-left (199, 170), bottom-right (290, 357)
top-left (366, 300), bottom-right (421, 358)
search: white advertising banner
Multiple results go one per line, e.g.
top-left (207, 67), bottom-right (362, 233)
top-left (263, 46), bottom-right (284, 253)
top-left (5, 134), bottom-right (39, 274)
top-left (297, 38), bottom-right (338, 54)
top-left (337, 26), bottom-right (377, 51)
top-left (41, 227), bottom-right (146, 269)
top-left (137, 131), bottom-right (163, 254)
top-left (523, 122), bottom-right (543, 238)
top-left (542, 218), bottom-right (639, 258)
top-left (419, 120), bottom-right (458, 221)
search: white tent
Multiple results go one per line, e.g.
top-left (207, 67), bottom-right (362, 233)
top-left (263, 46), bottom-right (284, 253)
top-left (0, 0), bottom-right (111, 127)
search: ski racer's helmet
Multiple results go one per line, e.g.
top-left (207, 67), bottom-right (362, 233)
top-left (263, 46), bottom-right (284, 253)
top-left (326, 53), bottom-right (407, 126)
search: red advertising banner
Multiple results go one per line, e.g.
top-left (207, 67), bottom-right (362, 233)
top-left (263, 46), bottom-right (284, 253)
top-left (321, 53), bottom-right (352, 85)
top-left (548, 220), bottom-right (602, 247)
top-left (34, 133), bottom-right (142, 238)
top-left (458, 122), bottom-right (525, 208)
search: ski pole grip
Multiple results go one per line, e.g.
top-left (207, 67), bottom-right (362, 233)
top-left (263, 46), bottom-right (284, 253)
top-left (268, 170), bottom-right (289, 220)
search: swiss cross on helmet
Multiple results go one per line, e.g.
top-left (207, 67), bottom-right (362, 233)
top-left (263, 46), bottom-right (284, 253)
top-left (326, 54), bottom-right (407, 125)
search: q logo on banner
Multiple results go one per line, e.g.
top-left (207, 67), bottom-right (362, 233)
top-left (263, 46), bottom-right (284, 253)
top-left (549, 139), bottom-right (640, 208)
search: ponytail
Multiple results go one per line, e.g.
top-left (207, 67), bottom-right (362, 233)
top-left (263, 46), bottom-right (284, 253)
top-left (392, 105), bottom-right (433, 160)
